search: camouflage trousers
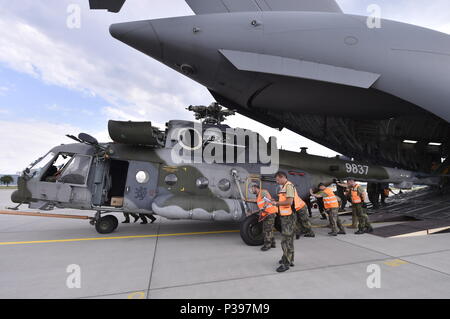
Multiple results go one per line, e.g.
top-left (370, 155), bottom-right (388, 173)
top-left (280, 214), bottom-right (295, 265)
top-left (294, 207), bottom-right (315, 236)
top-left (262, 213), bottom-right (276, 248)
top-left (350, 207), bottom-right (358, 228)
top-left (353, 203), bottom-right (371, 231)
top-left (327, 208), bottom-right (345, 233)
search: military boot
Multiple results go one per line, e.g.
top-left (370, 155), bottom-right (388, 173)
top-left (365, 225), bottom-right (374, 233)
top-left (338, 230), bottom-right (346, 235)
top-left (271, 241), bottom-right (276, 248)
top-left (279, 260), bottom-right (294, 267)
top-left (304, 232), bottom-right (315, 238)
top-left (328, 231), bottom-right (337, 236)
top-left (122, 218), bottom-right (130, 224)
top-left (355, 229), bottom-right (365, 235)
top-left (261, 246), bottom-right (271, 251)
top-left (276, 264), bottom-right (290, 272)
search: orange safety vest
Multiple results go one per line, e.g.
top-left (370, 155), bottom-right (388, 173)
top-left (278, 181), bottom-right (305, 216)
top-left (257, 190), bottom-right (278, 216)
top-left (350, 184), bottom-right (364, 204)
top-left (323, 187), bottom-right (339, 209)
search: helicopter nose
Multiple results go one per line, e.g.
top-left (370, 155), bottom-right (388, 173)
top-left (109, 21), bottom-right (163, 61)
top-left (11, 190), bottom-right (21, 204)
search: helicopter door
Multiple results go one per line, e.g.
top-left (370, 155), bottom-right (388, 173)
top-left (123, 161), bottom-right (159, 211)
top-left (91, 157), bottom-right (108, 207)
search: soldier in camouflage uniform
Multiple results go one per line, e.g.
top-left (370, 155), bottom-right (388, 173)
top-left (250, 184), bottom-right (277, 251)
top-left (294, 202), bottom-right (315, 239)
top-left (338, 180), bottom-right (373, 234)
top-left (310, 183), bottom-right (346, 236)
top-left (272, 171), bottom-right (297, 272)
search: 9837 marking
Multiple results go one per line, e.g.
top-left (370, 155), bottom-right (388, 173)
top-left (345, 163), bottom-right (369, 175)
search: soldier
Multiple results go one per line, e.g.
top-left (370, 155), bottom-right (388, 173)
top-left (379, 183), bottom-right (395, 206)
top-left (367, 182), bottom-right (380, 209)
top-left (293, 190), bottom-right (315, 239)
top-left (310, 183), bottom-right (346, 236)
top-left (339, 180), bottom-right (373, 234)
top-left (335, 181), bottom-right (348, 212)
top-left (250, 183), bottom-right (277, 251)
top-left (271, 171), bottom-right (298, 272)
top-left (338, 180), bottom-right (358, 228)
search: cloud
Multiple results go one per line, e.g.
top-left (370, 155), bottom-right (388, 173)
top-left (0, 3), bottom-right (208, 127)
top-left (0, 119), bottom-right (109, 174)
top-left (437, 23), bottom-right (450, 35)
top-left (0, 86), bottom-right (10, 96)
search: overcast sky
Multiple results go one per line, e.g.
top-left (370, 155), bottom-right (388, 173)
top-left (0, 0), bottom-right (449, 174)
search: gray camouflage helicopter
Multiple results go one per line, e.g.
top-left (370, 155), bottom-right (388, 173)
top-left (10, 104), bottom-right (442, 245)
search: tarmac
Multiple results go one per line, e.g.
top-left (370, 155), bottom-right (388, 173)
top-left (0, 189), bottom-right (449, 299)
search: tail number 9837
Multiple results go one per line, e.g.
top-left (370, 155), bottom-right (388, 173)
top-left (345, 163), bottom-right (369, 175)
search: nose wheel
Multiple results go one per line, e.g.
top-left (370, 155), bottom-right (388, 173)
top-left (95, 215), bottom-right (119, 234)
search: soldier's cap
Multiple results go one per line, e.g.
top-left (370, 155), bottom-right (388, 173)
top-left (249, 182), bottom-right (260, 188)
top-left (318, 183), bottom-right (325, 188)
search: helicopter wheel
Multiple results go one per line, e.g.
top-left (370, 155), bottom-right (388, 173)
top-left (240, 214), bottom-right (264, 246)
top-left (95, 215), bottom-right (118, 234)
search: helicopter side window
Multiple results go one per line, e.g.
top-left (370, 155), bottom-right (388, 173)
top-left (58, 155), bottom-right (92, 185)
top-left (40, 153), bottom-right (73, 182)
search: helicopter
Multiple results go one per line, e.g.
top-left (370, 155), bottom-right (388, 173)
top-left (9, 104), bottom-right (442, 245)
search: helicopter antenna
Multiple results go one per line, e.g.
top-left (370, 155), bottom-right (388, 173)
top-left (186, 102), bottom-right (235, 125)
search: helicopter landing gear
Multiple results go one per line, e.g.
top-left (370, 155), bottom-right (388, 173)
top-left (240, 214), bottom-right (282, 246)
top-left (240, 214), bottom-right (264, 246)
top-left (93, 212), bottom-right (119, 234)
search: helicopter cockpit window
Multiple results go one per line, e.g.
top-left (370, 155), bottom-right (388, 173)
top-left (40, 153), bottom-right (73, 182)
top-left (28, 151), bottom-right (56, 178)
top-left (58, 155), bottom-right (92, 185)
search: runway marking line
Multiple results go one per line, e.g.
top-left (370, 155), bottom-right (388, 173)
top-left (383, 259), bottom-right (409, 267)
top-left (128, 291), bottom-right (146, 299)
top-left (0, 230), bottom-right (240, 246)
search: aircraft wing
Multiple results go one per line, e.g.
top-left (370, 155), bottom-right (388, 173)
top-left (89, 0), bottom-right (342, 14)
top-left (89, 0), bottom-right (126, 12)
top-left (185, 0), bottom-right (343, 14)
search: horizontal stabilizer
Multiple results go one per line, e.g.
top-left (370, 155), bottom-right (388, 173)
top-left (185, 0), bottom-right (342, 14)
top-left (89, 0), bottom-right (126, 12)
top-left (220, 49), bottom-right (380, 89)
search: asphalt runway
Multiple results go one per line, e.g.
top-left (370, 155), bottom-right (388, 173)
top-left (1, 189), bottom-right (449, 299)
